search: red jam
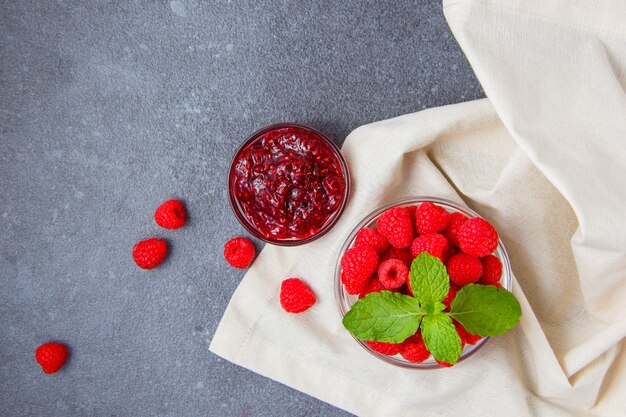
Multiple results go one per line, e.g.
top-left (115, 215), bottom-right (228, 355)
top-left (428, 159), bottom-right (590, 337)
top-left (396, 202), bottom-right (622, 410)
top-left (230, 124), bottom-right (348, 243)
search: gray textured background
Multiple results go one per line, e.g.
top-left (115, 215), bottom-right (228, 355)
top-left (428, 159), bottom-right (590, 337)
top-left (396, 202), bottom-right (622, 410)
top-left (0, 1), bottom-right (483, 416)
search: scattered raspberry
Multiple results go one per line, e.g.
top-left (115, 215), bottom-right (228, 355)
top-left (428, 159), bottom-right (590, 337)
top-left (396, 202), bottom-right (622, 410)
top-left (35, 342), bottom-right (68, 374)
top-left (154, 199), bottom-right (186, 229)
top-left (379, 247), bottom-right (413, 267)
top-left (480, 255), bottom-right (503, 285)
top-left (454, 320), bottom-right (482, 345)
top-left (132, 238), bottom-right (168, 270)
top-left (354, 227), bottom-right (389, 254)
top-left (377, 207), bottom-right (414, 249)
top-left (415, 202), bottom-right (450, 234)
top-left (280, 278), bottom-right (316, 313)
top-left (223, 237), bottom-right (256, 269)
top-left (341, 246), bottom-right (378, 295)
top-left (447, 253), bottom-right (483, 285)
top-left (400, 333), bottom-right (431, 363)
top-left (377, 259), bottom-right (408, 289)
top-left (409, 233), bottom-right (449, 261)
top-left (366, 341), bottom-right (402, 356)
top-left (359, 278), bottom-right (386, 299)
top-left (458, 217), bottom-right (498, 257)
top-left (442, 283), bottom-right (460, 311)
top-left (443, 212), bottom-right (469, 247)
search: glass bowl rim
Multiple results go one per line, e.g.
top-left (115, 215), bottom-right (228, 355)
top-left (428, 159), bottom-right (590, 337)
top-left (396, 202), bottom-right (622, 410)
top-left (334, 196), bottom-right (512, 369)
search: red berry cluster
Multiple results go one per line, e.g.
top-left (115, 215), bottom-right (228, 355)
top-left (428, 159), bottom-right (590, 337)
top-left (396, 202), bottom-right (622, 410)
top-left (340, 202), bottom-right (504, 366)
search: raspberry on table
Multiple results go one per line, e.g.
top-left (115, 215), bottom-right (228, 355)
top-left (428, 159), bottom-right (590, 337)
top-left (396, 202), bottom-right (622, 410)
top-left (400, 333), bottom-right (431, 363)
top-left (354, 227), bottom-right (389, 254)
top-left (280, 278), bottom-right (316, 313)
top-left (447, 253), bottom-right (483, 286)
top-left (409, 233), bottom-right (449, 261)
top-left (376, 207), bottom-right (414, 249)
top-left (223, 237), bottom-right (256, 269)
top-left (415, 202), bottom-right (451, 234)
top-left (442, 283), bottom-right (460, 311)
top-left (366, 341), bottom-right (402, 356)
top-left (154, 199), bottom-right (186, 229)
top-left (458, 217), bottom-right (498, 257)
top-left (443, 212), bottom-right (469, 247)
top-left (480, 254), bottom-right (503, 285)
top-left (359, 278), bottom-right (386, 299)
top-left (454, 320), bottom-right (482, 345)
top-left (377, 259), bottom-right (409, 289)
top-left (378, 247), bottom-right (413, 267)
top-left (132, 238), bottom-right (168, 270)
top-left (341, 245), bottom-right (378, 295)
top-left (35, 342), bottom-right (68, 374)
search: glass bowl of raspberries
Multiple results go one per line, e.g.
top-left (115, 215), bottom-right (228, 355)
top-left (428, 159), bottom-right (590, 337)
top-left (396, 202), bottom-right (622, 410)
top-left (335, 197), bottom-right (513, 369)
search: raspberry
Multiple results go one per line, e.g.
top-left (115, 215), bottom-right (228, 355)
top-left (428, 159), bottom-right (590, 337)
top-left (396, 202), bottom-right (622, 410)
top-left (377, 207), bottom-right (414, 249)
top-left (415, 202), bottom-right (450, 234)
top-left (409, 233), bottom-right (449, 261)
top-left (406, 205), bottom-right (417, 221)
top-left (458, 217), bottom-right (499, 257)
top-left (377, 259), bottom-right (408, 289)
top-left (280, 278), bottom-right (316, 313)
top-left (223, 237), bottom-right (256, 269)
top-left (366, 341), bottom-right (402, 356)
top-left (132, 238), bottom-right (168, 270)
top-left (359, 278), bottom-right (386, 299)
top-left (442, 283), bottom-right (460, 311)
top-left (480, 255), bottom-right (503, 285)
top-left (154, 199), bottom-right (186, 229)
top-left (443, 212), bottom-right (469, 247)
top-left (447, 253), bottom-right (483, 286)
top-left (454, 320), bottom-right (482, 345)
top-left (341, 246), bottom-right (378, 295)
top-left (400, 333), bottom-right (431, 363)
top-left (354, 227), bottom-right (389, 254)
top-left (379, 247), bottom-right (413, 267)
top-left (35, 342), bottom-right (68, 374)
top-left (442, 246), bottom-right (458, 263)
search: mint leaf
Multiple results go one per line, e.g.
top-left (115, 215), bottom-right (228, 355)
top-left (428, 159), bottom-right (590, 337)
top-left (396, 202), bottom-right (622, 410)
top-left (342, 291), bottom-right (424, 343)
top-left (450, 284), bottom-right (522, 336)
top-left (421, 314), bottom-right (462, 364)
top-left (409, 253), bottom-right (450, 306)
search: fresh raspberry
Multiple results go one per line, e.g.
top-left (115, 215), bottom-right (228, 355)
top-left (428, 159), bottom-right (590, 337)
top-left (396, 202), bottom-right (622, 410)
top-left (379, 247), bottom-right (413, 267)
top-left (377, 259), bottom-right (408, 289)
top-left (480, 255), bottom-right (503, 285)
top-left (154, 199), bottom-right (186, 229)
top-left (223, 237), bottom-right (256, 269)
top-left (442, 246), bottom-right (458, 263)
top-left (442, 283), bottom-right (460, 311)
top-left (280, 278), bottom-right (316, 313)
top-left (376, 207), bottom-right (414, 249)
top-left (400, 333), bottom-right (431, 363)
top-left (366, 341), bottom-right (402, 356)
top-left (409, 234), bottom-right (449, 261)
top-left (359, 278), bottom-right (386, 299)
top-left (458, 217), bottom-right (499, 257)
top-left (341, 246), bottom-right (378, 295)
top-left (454, 320), bottom-right (482, 345)
top-left (447, 253), bottom-right (483, 286)
top-left (443, 212), bottom-right (469, 247)
top-left (35, 342), bottom-right (68, 374)
top-left (132, 238), bottom-right (168, 270)
top-left (354, 227), bottom-right (389, 254)
top-left (415, 202), bottom-right (450, 234)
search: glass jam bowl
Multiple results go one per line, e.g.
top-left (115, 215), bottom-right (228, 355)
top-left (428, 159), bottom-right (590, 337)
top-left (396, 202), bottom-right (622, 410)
top-left (228, 123), bottom-right (350, 246)
top-left (334, 196), bottom-right (512, 369)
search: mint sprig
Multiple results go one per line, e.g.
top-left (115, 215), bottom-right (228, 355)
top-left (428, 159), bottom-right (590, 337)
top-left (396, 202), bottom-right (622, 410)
top-left (342, 253), bottom-right (522, 365)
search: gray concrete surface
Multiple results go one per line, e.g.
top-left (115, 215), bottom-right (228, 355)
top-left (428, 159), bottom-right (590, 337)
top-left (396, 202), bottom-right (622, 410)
top-left (0, 1), bottom-right (483, 415)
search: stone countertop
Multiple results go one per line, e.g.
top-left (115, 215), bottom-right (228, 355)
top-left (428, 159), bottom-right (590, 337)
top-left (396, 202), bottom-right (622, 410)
top-left (0, 1), bottom-right (483, 416)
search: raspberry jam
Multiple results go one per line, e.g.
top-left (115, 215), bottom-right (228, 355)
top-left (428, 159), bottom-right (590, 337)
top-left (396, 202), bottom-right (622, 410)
top-left (229, 124), bottom-right (349, 245)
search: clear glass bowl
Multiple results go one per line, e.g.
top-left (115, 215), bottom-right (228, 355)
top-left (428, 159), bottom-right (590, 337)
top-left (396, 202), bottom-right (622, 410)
top-left (334, 196), bottom-right (512, 369)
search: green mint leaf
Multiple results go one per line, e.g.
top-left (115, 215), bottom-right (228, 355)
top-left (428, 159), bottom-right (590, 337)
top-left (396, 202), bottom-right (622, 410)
top-left (450, 284), bottom-right (522, 336)
top-left (421, 314), bottom-right (462, 364)
top-left (409, 253), bottom-right (450, 306)
top-left (342, 291), bottom-right (424, 343)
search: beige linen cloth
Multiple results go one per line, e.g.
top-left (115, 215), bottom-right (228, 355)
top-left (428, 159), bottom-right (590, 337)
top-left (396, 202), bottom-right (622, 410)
top-left (210, 1), bottom-right (626, 415)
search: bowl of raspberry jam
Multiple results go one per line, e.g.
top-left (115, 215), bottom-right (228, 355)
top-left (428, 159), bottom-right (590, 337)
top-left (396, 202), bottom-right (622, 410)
top-left (228, 123), bottom-right (350, 246)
